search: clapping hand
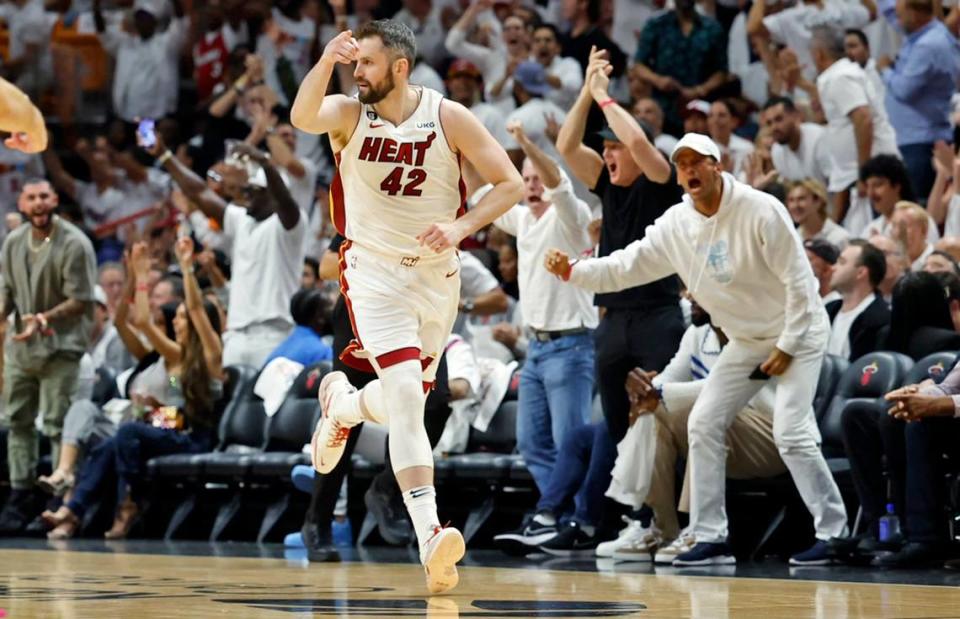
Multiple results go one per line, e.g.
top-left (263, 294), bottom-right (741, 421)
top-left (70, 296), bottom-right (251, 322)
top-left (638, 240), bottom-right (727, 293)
top-left (174, 236), bottom-right (194, 267)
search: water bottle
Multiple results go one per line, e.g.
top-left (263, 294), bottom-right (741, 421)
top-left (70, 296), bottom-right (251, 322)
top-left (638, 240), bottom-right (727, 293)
top-left (878, 503), bottom-right (901, 543)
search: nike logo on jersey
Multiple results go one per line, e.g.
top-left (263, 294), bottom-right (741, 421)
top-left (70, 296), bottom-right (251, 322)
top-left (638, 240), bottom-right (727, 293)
top-left (369, 123), bottom-right (384, 128)
top-left (445, 269), bottom-right (458, 278)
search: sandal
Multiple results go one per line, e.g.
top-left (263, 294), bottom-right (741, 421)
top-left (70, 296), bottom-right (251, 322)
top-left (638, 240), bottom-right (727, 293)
top-left (37, 472), bottom-right (75, 497)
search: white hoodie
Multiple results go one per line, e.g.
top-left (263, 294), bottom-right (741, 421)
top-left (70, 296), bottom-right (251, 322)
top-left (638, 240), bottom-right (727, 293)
top-left (568, 173), bottom-right (827, 355)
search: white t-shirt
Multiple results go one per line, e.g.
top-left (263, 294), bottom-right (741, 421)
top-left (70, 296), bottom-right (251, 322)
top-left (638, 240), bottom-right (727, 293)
top-left (494, 173), bottom-right (598, 332)
top-left (410, 63), bottom-right (447, 96)
top-left (945, 194), bottom-right (960, 238)
top-left (443, 21), bottom-right (513, 116)
top-left (99, 17), bottom-right (188, 122)
top-left (453, 250), bottom-right (501, 338)
top-left (717, 133), bottom-right (754, 181)
top-left (813, 219), bottom-right (851, 250)
top-left (393, 6), bottom-right (448, 67)
top-left (817, 58), bottom-right (900, 192)
top-left (222, 204), bottom-right (306, 331)
top-left (770, 123), bottom-right (831, 186)
top-left (542, 55), bottom-right (584, 112)
top-left (0, 0), bottom-right (55, 85)
top-left (763, 1), bottom-right (870, 81)
top-left (828, 292), bottom-right (876, 359)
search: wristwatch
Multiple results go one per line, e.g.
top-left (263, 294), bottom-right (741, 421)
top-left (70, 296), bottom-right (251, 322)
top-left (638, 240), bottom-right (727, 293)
top-left (461, 299), bottom-right (475, 314)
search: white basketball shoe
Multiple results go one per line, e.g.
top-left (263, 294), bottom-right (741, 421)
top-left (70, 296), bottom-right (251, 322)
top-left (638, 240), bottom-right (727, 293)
top-left (422, 526), bottom-right (466, 594)
top-left (311, 371), bottom-right (358, 474)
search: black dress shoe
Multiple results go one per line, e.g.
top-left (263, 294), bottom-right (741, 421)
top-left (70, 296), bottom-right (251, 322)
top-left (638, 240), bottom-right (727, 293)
top-left (302, 522), bottom-right (340, 563)
top-left (364, 478), bottom-right (412, 546)
top-left (0, 490), bottom-right (40, 536)
top-left (827, 532), bottom-right (882, 564)
top-left (872, 542), bottom-right (942, 568)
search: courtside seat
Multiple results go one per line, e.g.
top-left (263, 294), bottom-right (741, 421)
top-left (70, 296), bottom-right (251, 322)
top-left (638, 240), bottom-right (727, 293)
top-left (446, 401), bottom-right (519, 482)
top-left (248, 362), bottom-right (330, 479)
top-left (814, 355), bottom-right (849, 422)
top-left (147, 365), bottom-right (257, 480)
top-left (900, 351), bottom-right (957, 386)
top-left (820, 351), bottom-right (913, 459)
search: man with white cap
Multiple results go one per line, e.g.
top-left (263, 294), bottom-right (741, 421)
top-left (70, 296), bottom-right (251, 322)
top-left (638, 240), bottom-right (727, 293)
top-left (545, 132), bottom-right (848, 566)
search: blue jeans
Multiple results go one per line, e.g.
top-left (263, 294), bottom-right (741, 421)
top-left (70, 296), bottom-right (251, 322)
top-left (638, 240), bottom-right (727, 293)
top-left (516, 331), bottom-right (595, 493)
top-left (68, 422), bottom-right (213, 517)
top-left (900, 143), bottom-right (935, 202)
top-left (536, 422), bottom-right (617, 526)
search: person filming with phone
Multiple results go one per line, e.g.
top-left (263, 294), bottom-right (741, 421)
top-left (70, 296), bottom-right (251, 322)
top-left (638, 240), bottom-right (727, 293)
top-left (139, 131), bottom-right (305, 368)
top-left (544, 133), bottom-right (847, 567)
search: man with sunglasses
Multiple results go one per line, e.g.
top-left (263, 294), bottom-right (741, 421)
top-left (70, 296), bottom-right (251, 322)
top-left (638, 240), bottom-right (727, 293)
top-left (546, 132), bottom-right (847, 567)
top-left (141, 134), bottom-right (304, 368)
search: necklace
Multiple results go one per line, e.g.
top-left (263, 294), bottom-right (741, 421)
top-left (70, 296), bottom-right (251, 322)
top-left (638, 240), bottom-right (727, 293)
top-left (28, 227), bottom-right (53, 253)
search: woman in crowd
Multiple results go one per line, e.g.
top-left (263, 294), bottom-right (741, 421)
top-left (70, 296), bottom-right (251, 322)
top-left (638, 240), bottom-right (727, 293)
top-left (879, 271), bottom-right (960, 360)
top-left (41, 238), bottom-right (224, 539)
top-left (786, 179), bottom-right (850, 249)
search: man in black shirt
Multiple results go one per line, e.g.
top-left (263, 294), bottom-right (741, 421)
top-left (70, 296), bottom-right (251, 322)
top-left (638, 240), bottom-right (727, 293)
top-left (556, 49), bottom-right (685, 444)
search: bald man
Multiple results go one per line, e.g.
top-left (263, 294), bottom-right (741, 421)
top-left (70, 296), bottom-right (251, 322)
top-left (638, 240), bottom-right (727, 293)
top-left (891, 201), bottom-right (934, 271)
top-left (0, 76), bottom-right (47, 153)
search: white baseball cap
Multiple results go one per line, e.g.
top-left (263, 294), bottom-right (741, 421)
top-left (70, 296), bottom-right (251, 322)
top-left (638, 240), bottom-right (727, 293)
top-left (94, 285), bottom-right (108, 307)
top-left (670, 133), bottom-right (722, 163)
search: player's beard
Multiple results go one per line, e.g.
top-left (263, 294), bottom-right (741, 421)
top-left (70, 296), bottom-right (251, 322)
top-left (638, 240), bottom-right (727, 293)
top-left (358, 71), bottom-right (396, 104)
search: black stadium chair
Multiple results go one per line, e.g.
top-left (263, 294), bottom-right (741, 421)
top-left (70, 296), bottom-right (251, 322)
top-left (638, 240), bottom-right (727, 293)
top-left (248, 362), bottom-right (330, 542)
top-left (900, 351), bottom-right (958, 386)
top-left (92, 366), bottom-right (119, 407)
top-left (145, 364), bottom-right (258, 539)
top-left (819, 351), bottom-right (913, 459)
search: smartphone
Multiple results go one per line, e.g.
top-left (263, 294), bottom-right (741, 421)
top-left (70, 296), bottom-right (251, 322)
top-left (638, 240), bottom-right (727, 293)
top-left (137, 118), bottom-right (157, 149)
top-left (749, 365), bottom-right (771, 381)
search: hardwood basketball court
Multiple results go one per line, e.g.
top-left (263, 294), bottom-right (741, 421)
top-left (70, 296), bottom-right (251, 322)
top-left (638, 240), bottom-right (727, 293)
top-left (0, 541), bottom-right (959, 618)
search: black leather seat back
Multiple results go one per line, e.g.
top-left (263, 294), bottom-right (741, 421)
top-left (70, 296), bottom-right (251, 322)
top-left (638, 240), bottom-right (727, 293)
top-left (216, 365), bottom-right (267, 450)
top-left (466, 400), bottom-right (518, 453)
top-left (902, 351), bottom-right (958, 385)
top-left (814, 355), bottom-right (849, 422)
top-left (820, 352), bottom-right (912, 457)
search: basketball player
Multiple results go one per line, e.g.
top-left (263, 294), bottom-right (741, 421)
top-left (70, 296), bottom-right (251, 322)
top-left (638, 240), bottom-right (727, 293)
top-left (545, 132), bottom-right (848, 566)
top-left (0, 76), bottom-right (48, 153)
top-left (291, 21), bottom-right (522, 593)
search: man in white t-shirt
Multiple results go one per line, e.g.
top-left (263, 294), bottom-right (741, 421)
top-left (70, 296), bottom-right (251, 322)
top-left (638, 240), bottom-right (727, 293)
top-left (0, 0), bottom-right (55, 98)
top-left (142, 135), bottom-right (305, 368)
top-left (762, 96), bottom-right (830, 185)
top-left (454, 250), bottom-right (510, 340)
top-left (256, 4), bottom-right (318, 105)
top-left (392, 0), bottom-right (448, 67)
top-left (490, 121), bottom-right (598, 549)
top-left (530, 24), bottom-right (583, 112)
top-left (94, 0), bottom-right (188, 122)
top-left (748, 0), bottom-right (872, 82)
top-left (810, 26), bottom-right (899, 196)
top-left (826, 240), bottom-right (890, 360)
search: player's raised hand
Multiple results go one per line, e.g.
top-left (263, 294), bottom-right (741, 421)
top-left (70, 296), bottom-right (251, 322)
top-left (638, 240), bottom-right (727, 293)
top-left (417, 222), bottom-right (464, 253)
top-left (544, 248), bottom-right (572, 279)
top-left (323, 30), bottom-right (360, 65)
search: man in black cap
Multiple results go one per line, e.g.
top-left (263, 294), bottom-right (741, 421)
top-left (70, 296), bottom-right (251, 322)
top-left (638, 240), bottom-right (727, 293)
top-left (804, 238), bottom-right (841, 304)
top-left (555, 47), bottom-right (684, 522)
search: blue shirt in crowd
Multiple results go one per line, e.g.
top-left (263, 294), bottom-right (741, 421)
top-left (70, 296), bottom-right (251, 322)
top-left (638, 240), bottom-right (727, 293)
top-left (882, 19), bottom-right (960, 146)
top-left (263, 326), bottom-right (333, 368)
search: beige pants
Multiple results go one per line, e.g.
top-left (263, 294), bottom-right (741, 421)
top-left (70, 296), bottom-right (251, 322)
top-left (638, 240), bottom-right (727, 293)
top-left (646, 403), bottom-right (787, 540)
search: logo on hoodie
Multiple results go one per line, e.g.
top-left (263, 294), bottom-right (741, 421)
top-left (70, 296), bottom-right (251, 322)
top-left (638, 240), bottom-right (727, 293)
top-left (705, 240), bottom-right (733, 284)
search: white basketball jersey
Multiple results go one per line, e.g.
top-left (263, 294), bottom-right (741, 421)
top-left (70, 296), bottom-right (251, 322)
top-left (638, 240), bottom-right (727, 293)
top-left (331, 87), bottom-right (465, 261)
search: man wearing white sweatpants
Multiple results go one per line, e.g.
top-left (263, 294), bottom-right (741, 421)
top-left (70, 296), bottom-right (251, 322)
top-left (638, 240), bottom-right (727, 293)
top-left (545, 133), bottom-right (847, 566)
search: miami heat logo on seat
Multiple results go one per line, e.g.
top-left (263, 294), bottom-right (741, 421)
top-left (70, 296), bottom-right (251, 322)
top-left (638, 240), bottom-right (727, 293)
top-left (928, 361), bottom-right (946, 380)
top-left (861, 361), bottom-right (879, 386)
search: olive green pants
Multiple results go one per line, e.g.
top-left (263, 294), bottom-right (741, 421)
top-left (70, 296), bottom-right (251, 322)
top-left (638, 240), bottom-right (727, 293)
top-left (3, 355), bottom-right (81, 489)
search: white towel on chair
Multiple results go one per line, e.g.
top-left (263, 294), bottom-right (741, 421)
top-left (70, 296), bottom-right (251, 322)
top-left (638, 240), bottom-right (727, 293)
top-left (605, 413), bottom-right (657, 510)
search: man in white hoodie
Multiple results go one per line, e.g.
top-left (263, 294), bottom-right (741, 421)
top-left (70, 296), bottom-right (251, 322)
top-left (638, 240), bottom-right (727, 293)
top-left (545, 133), bottom-right (848, 566)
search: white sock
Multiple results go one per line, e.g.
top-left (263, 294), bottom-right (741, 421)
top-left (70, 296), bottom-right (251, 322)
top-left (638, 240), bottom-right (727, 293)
top-left (403, 485), bottom-right (441, 560)
top-left (533, 511), bottom-right (556, 527)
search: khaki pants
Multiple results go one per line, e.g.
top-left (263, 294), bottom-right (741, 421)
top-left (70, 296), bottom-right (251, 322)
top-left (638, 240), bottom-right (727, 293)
top-left (646, 402), bottom-right (787, 540)
top-left (3, 354), bottom-right (81, 489)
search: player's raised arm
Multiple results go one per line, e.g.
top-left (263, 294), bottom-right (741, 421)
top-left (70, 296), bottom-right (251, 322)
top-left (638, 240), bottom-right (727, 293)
top-left (418, 101), bottom-right (522, 253)
top-left (290, 30), bottom-right (362, 143)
